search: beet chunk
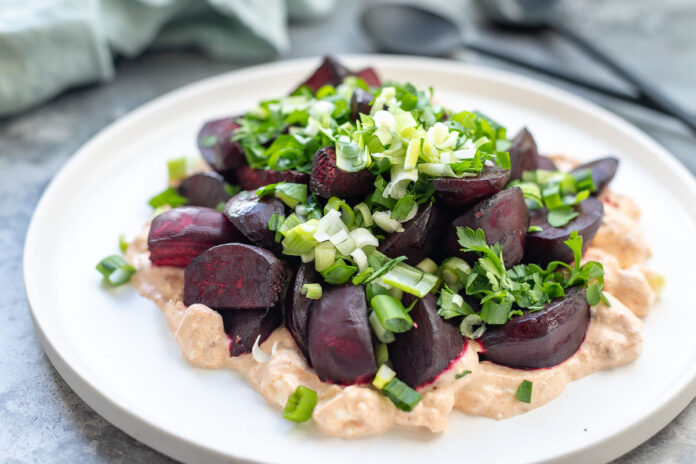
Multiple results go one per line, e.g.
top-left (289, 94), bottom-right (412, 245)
top-left (177, 172), bottom-right (232, 209)
top-left (432, 165), bottom-right (510, 208)
top-left (350, 88), bottom-right (373, 121)
top-left (307, 285), bottom-right (377, 385)
top-left (284, 263), bottom-right (316, 362)
top-left (310, 146), bottom-right (375, 199)
top-left (378, 202), bottom-right (439, 264)
top-left (296, 56), bottom-right (351, 92)
top-left (389, 294), bottom-right (465, 388)
top-left (480, 286), bottom-right (590, 369)
top-left (235, 165), bottom-right (309, 191)
top-left (148, 207), bottom-right (243, 267)
top-left (184, 243), bottom-right (286, 310)
top-left (197, 117), bottom-right (245, 179)
top-left (508, 128), bottom-right (539, 181)
top-left (570, 157), bottom-right (619, 194)
top-left (220, 307), bottom-right (281, 356)
top-left (354, 67), bottom-right (381, 87)
top-left (536, 155), bottom-right (558, 171)
top-left (524, 197), bottom-right (603, 265)
top-left (443, 188), bottom-right (528, 267)
top-left (223, 191), bottom-right (284, 250)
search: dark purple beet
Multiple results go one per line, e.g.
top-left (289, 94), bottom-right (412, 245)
top-left (378, 202), bottom-right (439, 264)
top-left (480, 286), bottom-right (590, 369)
top-left (350, 88), bottom-right (373, 121)
top-left (442, 188), bottom-right (528, 267)
top-left (307, 285), bottom-right (377, 385)
top-left (389, 294), bottom-right (466, 388)
top-left (354, 67), bottom-right (381, 87)
top-left (197, 117), bottom-right (245, 179)
top-left (223, 191), bottom-right (284, 250)
top-left (177, 172), bottom-right (232, 209)
top-left (432, 165), bottom-right (511, 209)
top-left (536, 155), bottom-right (558, 171)
top-left (284, 263), bottom-right (316, 362)
top-left (310, 146), bottom-right (375, 199)
top-left (508, 128), bottom-right (539, 181)
top-left (184, 243), bottom-right (287, 310)
top-left (220, 306), bottom-right (281, 356)
top-left (148, 207), bottom-right (244, 267)
top-left (570, 157), bottom-right (619, 194)
top-left (295, 56), bottom-right (351, 92)
top-left (235, 165), bottom-right (309, 191)
top-left (524, 197), bottom-right (603, 265)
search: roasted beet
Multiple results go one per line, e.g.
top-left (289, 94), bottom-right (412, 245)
top-left (480, 286), bottom-right (590, 369)
top-left (197, 117), bottom-right (245, 179)
top-left (148, 207), bottom-right (243, 267)
top-left (432, 165), bottom-right (511, 208)
top-left (223, 191), bottom-right (284, 250)
top-left (508, 128), bottom-right (539, 181)
top-left (524, 197), bottom-right (603, 265)
top-left (307, 285), bottom-right (377, 384)
top-left (354, 67), bottom-right (381, 87)
top-left (536, 155), bottom-right (558, 171)
top-left (235, 165), bottom-right (309, 191)
top-left (389, 294), bottom-right (465, 388)
top-left (378, 202), bottom-right (439, 263)
top-left (284, 263), bottom-right (316, 362)
top-left (220, 307), bottom-right (281, 356)
top-left (570, 157), bottom-right (619, 194)
top-left (296, 56), bottom-right (351, 92)
top-left (350, 88), bottom-right (373, 121)
top-left (177, 172), bottom-right (232, 209)
top-left (184, 243), bottom-right (287, 310)
top-left (310, 146), bottom-right (375, 199)
top-left (442, 188), bottom-right (528, 267)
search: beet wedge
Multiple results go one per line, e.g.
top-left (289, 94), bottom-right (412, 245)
top-left (197, 117), bottom-right (245, 179)
top-left (284, 263), bottom-right (316, 362)
top-left (432, 165), bottom-right (510, 209)
top-left (354, 67), bottom-right (381, 87)
top-left (295, 56), bottom-right (351, 92)
top-left (310, 146), bottom-right (375, 199)
top-left (508, 128), bottom-right (539, 181)
top-left (177, 172), bottom-right (233, 209)
top-left (524, 197), bottom-right (603, 265)
top-left (443, 188), bottom-right (528, 267)
top-left (184, 243), bottom-right (287, 310)
top-left (480, 286), bottom-right (590, 369)
top-left (389, 294), bottom-right (466, 388)
top-left (220, 306), bottom-right (281, 356)
top-left (235, 165), bottom-right (309, 191)
top-left (223, 191), bottom-right (285, 250)
top-left (148, 207), bottom-right (244, 267)
top-left (378, 202), bottom-right (439, 264)
top-left (570, 157), bottom-right (619, 194)
top-left (307, 285), bottom-right (377, 385)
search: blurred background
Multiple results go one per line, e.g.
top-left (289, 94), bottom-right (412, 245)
top-left (1, 0), bottom-right (695, 462)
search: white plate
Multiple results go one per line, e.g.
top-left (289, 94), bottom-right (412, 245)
top-left (24, 56), bottom-right (696, 464)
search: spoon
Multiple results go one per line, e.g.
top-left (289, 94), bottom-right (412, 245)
top-left (478, 0), bottom-right (696, 134)
top-left (361, 3), bottom-right (696, 134)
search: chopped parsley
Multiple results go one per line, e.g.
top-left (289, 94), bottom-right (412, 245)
top-left (516, 380), bottom-right (533, 403)
top-left (455, 370), bottom-right (472, 379)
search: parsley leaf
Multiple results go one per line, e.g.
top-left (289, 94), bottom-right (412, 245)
top-left (547, 206), bottom-right (579, 227)
top-left (516, 380), bottom-right (533, 403)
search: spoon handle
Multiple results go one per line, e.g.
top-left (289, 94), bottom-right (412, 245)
top-left (551, 22), bottom-right (696, 135)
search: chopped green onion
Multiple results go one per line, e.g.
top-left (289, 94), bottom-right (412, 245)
top-left (391, 195), bottom-right (417, 221)
top-left (387, 286), bottom-right (403, 300)
top-left (301, 283), bottom-right (322, 299)
top-left (313, 241), bottom-right (336, 272)
top-left (372, 364), bottom-right (397, 390)
top-left (352, 267), bottom-right (374, 285)
top-left (281, 219), bottom-right (319, 256)
top-left (460, 314), bottom-right (486, 339)
top-left (354, 202), bottom-right (373, 227)
top-left (148, 187), bottom-right (188, 209)
top-left (278, 213), bottom-right (302, 235)
top-left (381, 264), bottom-right (438, 298)
top-left (118, 234), bottom-right (129, 253)
top-left (455, 370), bottom-right (472, 379)
top-left (371, 294), bottom-right (413, 333)
top-left (416, 258), bottom-right (438, 274)
top-left (300, 249), bottom-right (314, 263)
top-left (319, 258), bottom-right (357, 284)
top-left (96, 255), bottom-right (136, 286)
top-left (375, 343), bottom-right (389, 366)
top-left (324, 197), bottom-right (356, 228)
top-left (215, 202), bottom-right (226, 213)
top-left (282, 385), bottom-right (318, 423)
top-left (528, 225), bottom-right (543, 233)
top-left (351, 248), bottom-right (369, 272)
top-left (372, 211), bottom-right (404, 233)
top-left (256, 182), bottom-right (308, 208)
top-left (542, 184), bottom-right (563, 209)
top-left (369, 310), bottom-right (396, 343)
top-left (573, 168), bottom-right (596, 192)
top-left (167, 156), bottom-right (191, 182)
top-left (349, 228), bottom-right (379, 249)
top-left (199, 134), bottom-right (217, 147)
top-left (382, 378), bottom-right (421, 412)
top-left (516, 380), bottom-right (533, 404)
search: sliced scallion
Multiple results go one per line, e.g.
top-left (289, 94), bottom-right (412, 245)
top-left (354, 202), bottom-right (373, 227)
top-left (118, 234), bottom-right (129, 253)
top-left (324, 196), bottom-right (356, 228)
top-left (369, 311), bottom-right (395, 343)
top-left (382, 378), bottom-right (421, 412)
top-left (319, 258), bottom-right (357, 285)
top-left (96, 255), bottom-right (136, 286)
top-left (282, 385), bottom-right (318, 423)
top-left (416, 257), bottom-right (438, 274)
top-left (375, 343), bottom-right (389, 366)
top-left (313, 241), bottom-right (336, 272)
top-left (301, 283), bottom-right (322, 299)
top-left (516, 380), bottom-right (533, 404)
top-left (460, 314), bottom-right (486, 339)
top-left (372, 364), bottom-right (396, 390)
top-left (371, 294), bottom-right (413, 333)
top-left (281, 219), bottom-right (319, 256)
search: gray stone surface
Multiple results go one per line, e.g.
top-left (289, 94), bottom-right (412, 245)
top-left (1, 0), bottom-right (694, 462)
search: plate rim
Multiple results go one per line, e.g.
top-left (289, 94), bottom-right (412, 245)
top-left (23, 54), bottom-right (696, 464)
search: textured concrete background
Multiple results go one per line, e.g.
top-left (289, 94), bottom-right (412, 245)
top-left (1, 0), bottom-right (695, 462)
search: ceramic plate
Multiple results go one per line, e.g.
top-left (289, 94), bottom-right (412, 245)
top-left (24, 56), bottom-right (696, 464)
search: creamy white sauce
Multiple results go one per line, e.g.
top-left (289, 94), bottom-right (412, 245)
top-left (126, 184), bottom-right (660, 438)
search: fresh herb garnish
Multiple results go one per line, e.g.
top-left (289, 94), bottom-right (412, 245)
top-left (516, 380), bottom-right (533, 403)
top-left (148, 187), bottom-right (188, 209)
top-left (283, 385), bottom-right (318, 423)
top-left (96, 255), bottom-right (136, 287)
top-left (455, 370), bottom-right (472, 379)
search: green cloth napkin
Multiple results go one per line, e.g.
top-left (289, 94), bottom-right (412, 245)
top-left (0, 0), bottom-right (335, 117)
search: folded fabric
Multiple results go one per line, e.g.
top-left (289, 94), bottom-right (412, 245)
top-left (0, 0), bottom-right (335, 117)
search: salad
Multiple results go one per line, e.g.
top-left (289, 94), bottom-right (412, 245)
top-left (97, 57), bottom-right (661, 437)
